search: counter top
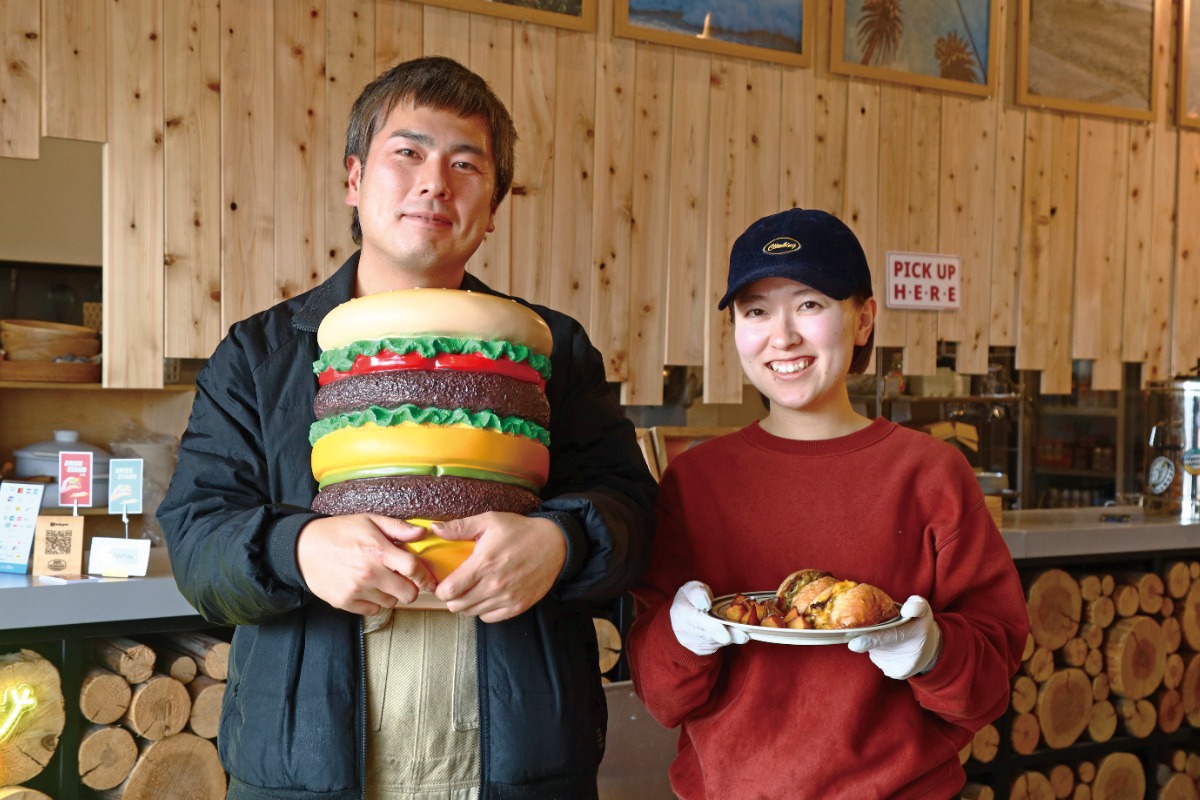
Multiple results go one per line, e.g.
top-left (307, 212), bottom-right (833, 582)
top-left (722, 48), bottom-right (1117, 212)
top-left (0, 545), bottom-right (198, 631)
top-left (3, 508), bottom-right (1200, 633)
top-left (1000, 506), bottom-right (1200, 560)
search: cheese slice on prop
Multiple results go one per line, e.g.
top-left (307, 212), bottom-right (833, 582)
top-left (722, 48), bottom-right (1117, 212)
top-left (309, 289), bottom-right (553, 582)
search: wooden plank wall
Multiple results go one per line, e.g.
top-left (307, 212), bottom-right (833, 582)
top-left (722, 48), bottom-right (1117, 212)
top-left (4, 0), bottom-right (1200, 400)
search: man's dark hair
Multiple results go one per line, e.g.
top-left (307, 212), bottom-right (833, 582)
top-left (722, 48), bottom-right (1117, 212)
top-left (345, 56), bottom-right (518, 245)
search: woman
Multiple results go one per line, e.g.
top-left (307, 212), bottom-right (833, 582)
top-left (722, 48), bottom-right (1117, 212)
top-left (626, 208), bottom-right (1029, 799)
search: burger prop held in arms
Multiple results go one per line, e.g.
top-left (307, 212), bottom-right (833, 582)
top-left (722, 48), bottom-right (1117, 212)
top-left (723, 569), bottom-right (899, 630)
top-left (309, 289), bottom-right (553, 581)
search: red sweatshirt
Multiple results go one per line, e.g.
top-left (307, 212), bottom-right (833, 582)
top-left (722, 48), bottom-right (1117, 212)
top-left (627, 419), bottom-right (1029, 800)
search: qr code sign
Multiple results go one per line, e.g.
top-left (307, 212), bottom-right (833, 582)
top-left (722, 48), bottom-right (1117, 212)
top-left (45, 529), bottom-right (73, 555)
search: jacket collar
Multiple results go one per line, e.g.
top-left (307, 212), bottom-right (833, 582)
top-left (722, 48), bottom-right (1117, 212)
top-left (293, 251), bottom-right (498, 333)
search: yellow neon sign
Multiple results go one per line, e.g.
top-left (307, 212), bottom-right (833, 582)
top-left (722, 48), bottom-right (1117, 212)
top-left (0, 683), bottom-right (37, 742)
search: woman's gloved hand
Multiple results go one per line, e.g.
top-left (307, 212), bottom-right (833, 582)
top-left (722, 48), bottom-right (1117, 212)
top-left (670, 580), bottom-right (750, 656)
top-left (847, 595), bottom-right (942, 679)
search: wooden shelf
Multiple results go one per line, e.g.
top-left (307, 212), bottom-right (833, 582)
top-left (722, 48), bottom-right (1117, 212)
top-left (1033, 468), bottom-right (1115, 479)
top-left (0, 382), bottom-right (195, 391)
top-left (1040, 406), bottom-right (1118, 418)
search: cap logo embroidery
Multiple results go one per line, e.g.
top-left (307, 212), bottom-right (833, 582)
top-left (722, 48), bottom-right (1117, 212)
top-left (763, 237), bottom-right (800, 255)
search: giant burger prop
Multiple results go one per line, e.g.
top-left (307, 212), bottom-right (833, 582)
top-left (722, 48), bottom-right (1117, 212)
top-left (309, 288), bottom-right (552, 580)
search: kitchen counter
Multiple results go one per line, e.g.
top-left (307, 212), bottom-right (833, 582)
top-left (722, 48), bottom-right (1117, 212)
top-left (2, 508), bottom-right (1199, 633)
top-left (999, 505), bottom-right (1200, 560)
top-left (0, 545), bottom-right (198, 631)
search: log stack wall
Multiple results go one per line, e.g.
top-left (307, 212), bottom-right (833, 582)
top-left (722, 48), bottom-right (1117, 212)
top-left (959, 561), bottom-right (1200, 800)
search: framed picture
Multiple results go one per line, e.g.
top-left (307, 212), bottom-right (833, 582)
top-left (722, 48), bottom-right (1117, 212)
top-left (614, 1), bottom-right (811, 68)
top-left (649, 426), bottom-right (738, 475)
top-left (411, 0), bottom-right (596, 32)
top-left (1016, 0), bottom-right (1162, 122)
top-left (830, 0), bottom-right (1000, 97)
top-left (1180, 0), bottom-right (1200, 129)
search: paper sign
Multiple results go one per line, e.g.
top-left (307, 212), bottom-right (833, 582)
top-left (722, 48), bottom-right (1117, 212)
top-left (108, 458), bottom-right (144, 514)
top-left (885, 251), bottom-right (962, 311)
top-left (87, 537), bottom-right (151, 578)
top-left (59, 451), bottom-right (94, 508)
top-left (0, 482), bottom-right (44, 574)
top-left (33, 515), bottom-right (85, 576)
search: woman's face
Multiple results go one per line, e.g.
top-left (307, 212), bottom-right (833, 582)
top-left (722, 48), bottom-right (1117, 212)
top-left (732, 277), bottom-right (875, 419)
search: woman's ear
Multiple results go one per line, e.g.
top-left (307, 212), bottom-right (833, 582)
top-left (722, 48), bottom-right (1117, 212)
top-left (855, 298), bottom-right (878, 346)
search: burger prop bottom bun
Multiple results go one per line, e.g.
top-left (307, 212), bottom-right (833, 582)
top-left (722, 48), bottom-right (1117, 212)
top-left (309, 288), bottom-right (553, 581)
top-left (723, 570), bottom-right (900, 630)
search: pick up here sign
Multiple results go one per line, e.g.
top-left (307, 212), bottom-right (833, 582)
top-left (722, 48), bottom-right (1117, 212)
top-left (885, 251), bottom-right (962, 311)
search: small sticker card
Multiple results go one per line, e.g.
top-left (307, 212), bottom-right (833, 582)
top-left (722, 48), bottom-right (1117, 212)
top-left (0, 481), bottom-right (45, 574)
top-left (87, 536), bottom-right (151, 578)
top-left (59, 451), bottom-right (94, 508)
top-left (33, 515), bottom-right (85, 576)
top-left (108, 458), bottom-right (144, 515)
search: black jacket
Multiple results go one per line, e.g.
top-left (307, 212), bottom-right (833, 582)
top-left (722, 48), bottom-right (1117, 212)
top-left (158, 254), bottom-right (657, 799)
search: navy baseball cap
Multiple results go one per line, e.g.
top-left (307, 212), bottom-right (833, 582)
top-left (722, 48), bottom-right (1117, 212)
top-left (717, 208), bottom-right (873, 310)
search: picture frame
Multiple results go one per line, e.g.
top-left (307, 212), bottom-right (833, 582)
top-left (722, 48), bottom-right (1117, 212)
top-left (648, 426), bottom-right (738, 475)
top-left (614, 1), bottom-right (811, 68)
top-left (1016, 0), bottom-right (1163, 122)
top-left (410, 0), bottom-right (596, 32)
top-left (1180, 0), bottom-right (1200, 129)
top-left (830, 0), bottom-right (1000, 97)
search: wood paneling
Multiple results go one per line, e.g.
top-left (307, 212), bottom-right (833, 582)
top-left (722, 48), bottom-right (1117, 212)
top-left (1043, 113), bottom-right (1080, 395)
top-left (622, 43), bottom-right (672, 406)
top-left (1, 0), bottom-right (41, 159)
top-left (104, 0), bottom-right (163, 388)
top-left (701, 57), bottom-right (747, 405)
top-left (466, 13), bottom-right (512, 293)
top-left (374, 0), bottom-right (421, 71)
top-left (323, 0), bottom-right (374, 280)
top-left (939, 96), bottom-right (997, 376)
top-left (274, 0), bottom-right (327, 305)
top-left (41, 0), bottom-right (106, 141)
top-left (588, 14), bottom-right (633, 381)
top-left (548, 28), bottom-right (595, 327)
top-left (509, 22), bottom-right (555, 303)
top-left (220, 0), bottom-right (275, 330)
top-left (163, 0), bottom-right (221, 359)
top-left (663, 47), bottom-right (709, 368)
top-left (1017, 110), bottom-right (1053, 373)
top-left (7, 0), bottom-right (1200, 396)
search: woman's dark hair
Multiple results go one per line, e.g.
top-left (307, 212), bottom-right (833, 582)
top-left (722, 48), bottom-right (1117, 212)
top-left (344, 56), bottom-right (518, 245)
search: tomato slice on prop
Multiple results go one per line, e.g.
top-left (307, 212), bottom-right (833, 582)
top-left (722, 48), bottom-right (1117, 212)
top-left (318, 350), bottom-right (545, 388)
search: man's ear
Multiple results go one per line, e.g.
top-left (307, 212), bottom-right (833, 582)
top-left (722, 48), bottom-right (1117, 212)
top-left (345, 156), bottom-right (363, 207)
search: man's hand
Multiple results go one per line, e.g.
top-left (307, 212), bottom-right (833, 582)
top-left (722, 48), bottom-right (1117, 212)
top-left (847, 595), bottom-right (943, 680)
top-left (430, 512), bottom-right (566, 622)
top-left (296, 514), bottom-right (437, 615)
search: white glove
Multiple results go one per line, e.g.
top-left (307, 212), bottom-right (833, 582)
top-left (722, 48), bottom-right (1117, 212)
top-left (669, 580), bottom-right (750, 656)
top-left (847, 595), bottom-right (942, 680)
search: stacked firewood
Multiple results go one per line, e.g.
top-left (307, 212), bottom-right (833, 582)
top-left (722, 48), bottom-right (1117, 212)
top-left (0, 650), bottom-right (65, 790)
top-left (955, 563), bottom-right (1200, 800)
top-left (77, 632), bottom-right (229, 799)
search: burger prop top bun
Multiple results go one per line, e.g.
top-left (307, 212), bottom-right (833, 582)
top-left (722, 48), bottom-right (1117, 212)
top-left (723, 569), bottom-right (900, 630)
top-left (309, 288), bottom-right (553, 580)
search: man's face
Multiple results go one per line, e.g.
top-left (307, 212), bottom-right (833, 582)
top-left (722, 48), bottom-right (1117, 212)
top-left (346, 101), bottom-right (497, 288)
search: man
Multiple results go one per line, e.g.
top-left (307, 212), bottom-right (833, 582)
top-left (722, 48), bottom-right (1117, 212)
top-left (158, 56), bottom-right (657, 800)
